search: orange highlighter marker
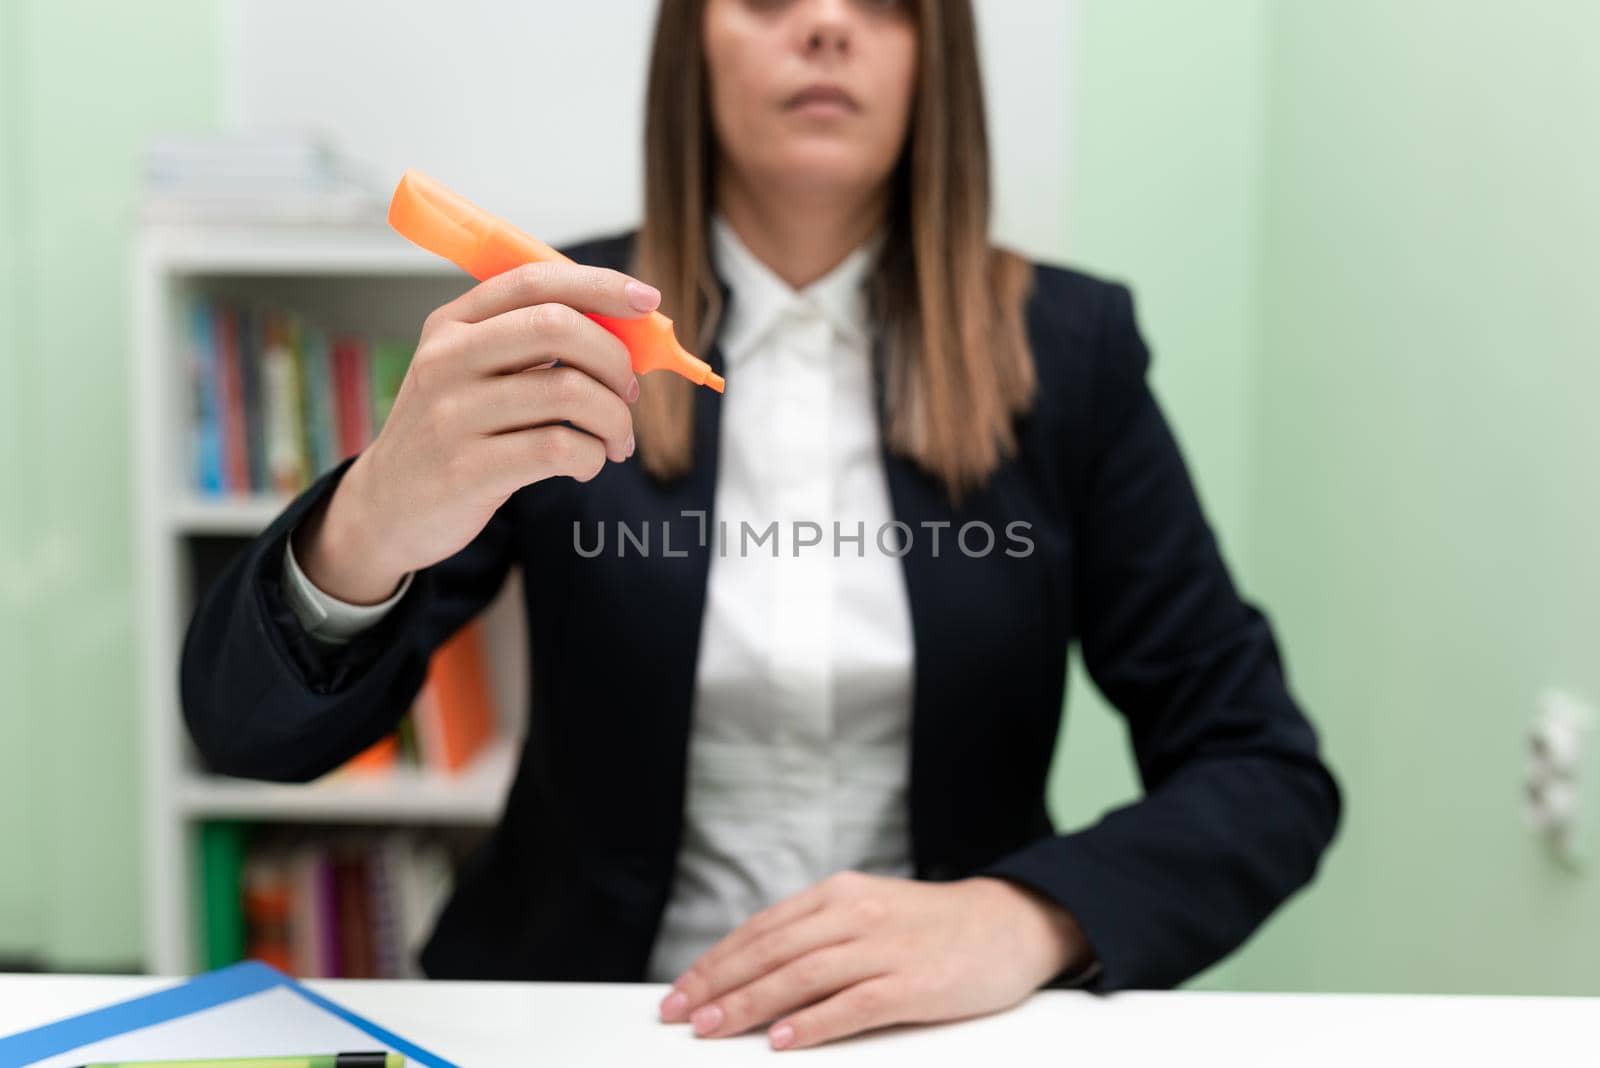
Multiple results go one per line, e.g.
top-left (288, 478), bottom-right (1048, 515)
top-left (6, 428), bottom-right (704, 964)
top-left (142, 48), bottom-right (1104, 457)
top-left (388, 169), bottom-right (724, 392)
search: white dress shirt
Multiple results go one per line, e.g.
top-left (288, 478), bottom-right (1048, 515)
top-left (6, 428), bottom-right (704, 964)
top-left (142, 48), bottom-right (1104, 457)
top-left (282, 214), bottom-right (916, 983)
top-left (645, 216), bottom-right (915, 981)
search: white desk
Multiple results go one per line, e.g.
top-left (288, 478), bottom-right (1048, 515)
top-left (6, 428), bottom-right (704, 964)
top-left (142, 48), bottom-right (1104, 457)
top-left (1, 973), bottom-right (1593, 1066)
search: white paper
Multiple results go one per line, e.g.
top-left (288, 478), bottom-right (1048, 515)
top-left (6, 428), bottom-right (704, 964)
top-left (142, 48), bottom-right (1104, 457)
top-left (25, 986), bottom-right (398, 1068)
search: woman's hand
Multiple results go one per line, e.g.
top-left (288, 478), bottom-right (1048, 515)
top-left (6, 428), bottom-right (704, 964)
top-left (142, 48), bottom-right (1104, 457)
top-left (657, 871), bottom-right (1094, 1051)
top-left (294, 262), bottom-right (660, 604)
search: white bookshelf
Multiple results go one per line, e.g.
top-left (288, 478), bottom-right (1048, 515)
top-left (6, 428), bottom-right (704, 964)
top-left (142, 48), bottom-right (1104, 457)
top-left (130, 220), bottom-right (526, 975)
top-left (175, 739), bottom-right (519, 825)
top-left (168, 495), bottom-right (292, 536)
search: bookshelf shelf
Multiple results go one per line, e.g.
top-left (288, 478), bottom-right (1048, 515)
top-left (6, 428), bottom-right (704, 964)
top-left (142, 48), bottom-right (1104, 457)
top-left (175, 738), bottom-right (517, 826)
top-left (169, 495), bottom-right (293, 535)
top-left (139, 222), bottom-right (460, 277)
top-left (132, 220), bottom-right (526, 976)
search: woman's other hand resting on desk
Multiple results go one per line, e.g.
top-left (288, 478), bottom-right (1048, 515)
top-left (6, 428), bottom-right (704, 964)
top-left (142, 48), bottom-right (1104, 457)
top-left (658, 871), bottom-right (1093, 1051)
top-left (293, 262), bottom-right (656, 604)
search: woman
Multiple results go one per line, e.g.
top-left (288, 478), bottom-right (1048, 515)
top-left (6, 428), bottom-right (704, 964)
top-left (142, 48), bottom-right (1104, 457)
top-left (183, 0), bottom-right (1340, 1052)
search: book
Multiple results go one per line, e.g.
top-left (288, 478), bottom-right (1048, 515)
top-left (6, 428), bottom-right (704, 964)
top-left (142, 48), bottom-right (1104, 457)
top-left (368, 837), bottom-right (405, 979)
top-left (208, 830), bottom-right (462, 980)
top-left (371, 340), bottom-right (412, 432)
top-left (197, 821), bottom-right (247, 970)
top-left (189, 300), bottom-right (224, 495)
top-left (299, 321), bottom-right (337, 478)
top-left (344, 733), bottom-right (400, 775)
top-left (332, 336), bottom-right (373, 460)
top-left (187, 295), bottom-right (408, 498)
top-left (260, 313), bottom-right (303, 496)
top-left (240, 849), bottom-right (293, 974)
top-left (396, 714), bottom-right (421, 766)
top-left (214, 304), bottom-right (250, 493)
top-left (288, 843), bottom-right (339, 980)
top-left (413, 621), bottom-right (499, 774)
top-left (238, 305), bottom-right (267, 492)
top-left (333, 848), bottom-right (376, 978)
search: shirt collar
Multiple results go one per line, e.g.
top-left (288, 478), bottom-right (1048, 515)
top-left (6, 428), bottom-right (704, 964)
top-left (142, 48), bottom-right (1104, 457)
top-left (710, 212), bottom-right (881, 366)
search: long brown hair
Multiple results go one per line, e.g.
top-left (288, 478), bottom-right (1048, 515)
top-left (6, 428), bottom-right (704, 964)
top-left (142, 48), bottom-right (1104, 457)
top-left (633, 0), bottom-right (1036, 500)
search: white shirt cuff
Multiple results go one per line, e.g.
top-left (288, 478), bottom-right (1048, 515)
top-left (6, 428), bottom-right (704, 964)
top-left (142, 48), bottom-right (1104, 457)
top-left (282, 532), bottom-right (412, 644)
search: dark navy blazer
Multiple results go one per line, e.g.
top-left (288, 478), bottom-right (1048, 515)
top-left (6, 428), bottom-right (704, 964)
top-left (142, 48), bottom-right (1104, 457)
top-left (181, 232), bottom-right (1340, 990)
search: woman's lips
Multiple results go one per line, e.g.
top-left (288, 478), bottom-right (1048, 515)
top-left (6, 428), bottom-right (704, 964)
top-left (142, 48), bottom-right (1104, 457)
top-left (783, 84), bottom-right (860, 114)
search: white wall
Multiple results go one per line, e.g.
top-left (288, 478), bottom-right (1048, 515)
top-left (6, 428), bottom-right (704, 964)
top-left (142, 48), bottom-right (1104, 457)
top-left (221, 0), bottom-right (1075, 258)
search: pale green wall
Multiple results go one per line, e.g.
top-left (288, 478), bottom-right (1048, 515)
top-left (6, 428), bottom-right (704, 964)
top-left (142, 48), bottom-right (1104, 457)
top-left (1059, 0), bottom-right (1600, 996)
top-left (0, 0), bottom-right (35, 964)
top-left (1062, 0), bottom-right (1600, 997)
top-left (0, 0), bottom-right (218, 967)
top-left (1045, 0), bottom-right (1273, 991)
top-left (1234, 0), bottom-right (1600, 994)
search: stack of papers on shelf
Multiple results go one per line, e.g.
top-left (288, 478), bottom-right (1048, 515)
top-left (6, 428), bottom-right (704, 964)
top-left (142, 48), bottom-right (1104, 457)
top-left (140, 130), bottom-right (384, 224)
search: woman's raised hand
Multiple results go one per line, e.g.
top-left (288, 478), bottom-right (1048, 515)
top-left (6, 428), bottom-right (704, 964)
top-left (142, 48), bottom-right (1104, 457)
top-left (293, 261), bottom-right (659, 604)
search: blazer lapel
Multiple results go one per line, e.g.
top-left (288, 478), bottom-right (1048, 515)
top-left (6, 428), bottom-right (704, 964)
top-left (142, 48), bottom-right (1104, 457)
top-left (647, 330), bottom-right (725, 773)
top-left (869, 335), bottom-right (966, 881)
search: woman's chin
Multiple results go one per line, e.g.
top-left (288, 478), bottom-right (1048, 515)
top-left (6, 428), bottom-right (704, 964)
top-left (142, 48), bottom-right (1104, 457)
top-left (753, 151), bottom-right (892, 201)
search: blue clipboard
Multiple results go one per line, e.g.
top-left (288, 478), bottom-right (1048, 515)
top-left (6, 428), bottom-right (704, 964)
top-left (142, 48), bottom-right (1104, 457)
top-left (0, 961), bottom-right (455, 1068)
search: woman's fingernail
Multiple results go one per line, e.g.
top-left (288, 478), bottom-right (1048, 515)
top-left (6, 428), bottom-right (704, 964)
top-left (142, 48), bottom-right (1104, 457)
top-left (770, 1023), bottom-right (796, 1050)
top-left (691, 1004), bottom-right (724, 1035)
top-left (659, 989), bottom-right (689, 1021)
top-left (626, 280), bottom-right (661, 312)
top-left (627, 375), bottom-right (640, 403)
top-left (625, 432), bottom-right (635, 457)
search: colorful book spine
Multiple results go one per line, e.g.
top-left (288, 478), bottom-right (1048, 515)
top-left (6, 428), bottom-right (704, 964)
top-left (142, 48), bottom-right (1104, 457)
top-left (368, 837), bottom-right (404, 979)
top-left (331, 337), bottom-right (373, 460)
top-left (300, 323), bottom-right (337, 477)
top-left (214, 304), bottom-right (250, 493)
top-left (241, 850), bottom-right (293, 974)
top-left (344, 733), bottom-right (399, 775)
top-left (289, 845), bottom-right (337, 979)
top-left (198, 821), bottom-right (247, 970)
top-left (223, 831), bottom-right (460, 979)
top-left (260, 313), bottom-right (303, 496)
top-left (284, 315), bottom-right (312, 490)
top-left (334, 848), bottom-right (376, 978)
top-left (189, 300), bottom-right (224, 495)
top-left (371, 340), bottom-right (412, 432)
top-left (187, 296), bottom-right (409, 497)
top-left (238, 306), bottom-right (267, 493)
top-left (412, 620), bottom-right (498, 775)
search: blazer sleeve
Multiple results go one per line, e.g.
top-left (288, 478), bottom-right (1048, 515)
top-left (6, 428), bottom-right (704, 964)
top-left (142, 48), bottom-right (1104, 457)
top-left (978, 283), bottom-right (1342, 990)
top-left (180, 456), bottom-right (518, 782)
